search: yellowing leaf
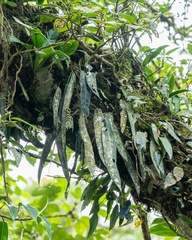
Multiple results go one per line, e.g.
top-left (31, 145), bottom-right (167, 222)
top-left (135, 218), bottom-right (142, 228)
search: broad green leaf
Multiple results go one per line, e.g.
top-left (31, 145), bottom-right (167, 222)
top-left (150, 223), bottom-right (177, 237)
top-left (0, 222), bottom-right (8, 240)
top-left (143, 45), bottom-right (168, 66)
top-left (22, 204), bottom-right (39, 220)
top-left (159, 137), bottom-right (173, 159)
top-left (31, 28), bottom-right (45, 48)
top-left (60, 40), bottom-right (79, 56)
top-left (87, 213), bottom-right (98, 238)
top-left (5, 203), bottom-right (18, 220)
top-left (109, 204), bottom-right (119, 230)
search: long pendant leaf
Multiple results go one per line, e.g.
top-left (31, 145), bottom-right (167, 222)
top-left (56, 72), bottom-right (76, 181)
top-left (38, 131), bottom-right (56, 183)
top-left (120, 99), bottom-right (128, 134)
top-left (103, 113), bottom-right (121, 191)
top-left (79, 70), bottom-right (91, 116)
top-left (93, 108), bottom-right (105, 163)
top-left (79, 113), bottom-right (95, 175)
top-left (109, 118), bottom-right (140, 195)
top-left (53, 86), bottom-right (62, 132)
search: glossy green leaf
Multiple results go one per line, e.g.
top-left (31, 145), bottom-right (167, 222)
top-left (60, 40), bottom-right (79, 56)
top-left (0, 222), bottom-right (8, 240)
top-left (150, 223), bottom-right (177, 237)
top-left (159, 137), bottom-right (173, 159)
top-left (31, 28), bottom-right (45, 48)
top-left (87, 213), bottom-right (98, 238)
top-left (109, 204), bottom-right (119, 230)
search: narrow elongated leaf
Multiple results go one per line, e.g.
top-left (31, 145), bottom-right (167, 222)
top-left (168, 74), bottom-right (175, 93)
top-left (85, 71), bottom-right (100, 99)
top-left (39, 216), bottom-right (52, 240)
top-left (56, 72), bottom-right (76, 181)
top-left (79, 70), bottom-right (91, 116)
top-left (87, 213), bottom-right (98, 238)
top-left (126, 102), bottom-right (139, 139)
top-left (93, 108), bottom-right (105, 162)
top-left (22, 204), bottom-right (38, 220)
top-left (0, 222), bottom-right (8, 240)
top-left (161, 122), bottom-right (181, 143)
top-left (108, 117), bottom-right (140, 195)
top-left (169, 89), bottom-right (191, 97)
top-left (119, 100), bottom-right (128, 134)
top-left (79, 113), bottom-right (95, 175)
top-left (38, 132), bottom-right (56, 183)
top-left (13, 16), bottom-right (34, 30)
top-left (103, 113), bottom-right (121, 190)
top-left (53, 87), bottom-right (62, 132)
top-left (143, 45), bottom-right (168, 66)
top-left (150, 140), bottom-right (164, 175)
top-left (159, 137), bottom-right (173, 159)
top-left (151, 123), bottom-right (159, 144)
top-left (109, 204), bottom-right (119, 230)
